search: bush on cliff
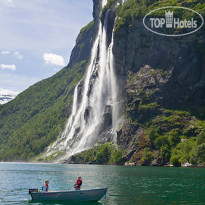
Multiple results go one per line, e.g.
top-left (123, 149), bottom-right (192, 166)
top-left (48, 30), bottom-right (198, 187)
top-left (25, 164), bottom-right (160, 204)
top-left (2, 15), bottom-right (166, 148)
top-left (72, 143), bottom-right (123, 164)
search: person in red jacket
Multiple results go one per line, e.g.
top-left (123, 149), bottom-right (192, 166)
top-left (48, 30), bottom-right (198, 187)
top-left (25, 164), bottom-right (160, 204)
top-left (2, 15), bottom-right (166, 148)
top-left (75, 176), bottom-right (82, 190)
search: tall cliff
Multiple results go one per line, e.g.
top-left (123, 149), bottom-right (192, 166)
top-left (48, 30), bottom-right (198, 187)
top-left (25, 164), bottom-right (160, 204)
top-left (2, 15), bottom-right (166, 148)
top-left (0, 0), bottom-right (204, 166)
top-left (112, 0), bottom-right (205, 166)
top-left (67, 0), bottom-right (205, 166)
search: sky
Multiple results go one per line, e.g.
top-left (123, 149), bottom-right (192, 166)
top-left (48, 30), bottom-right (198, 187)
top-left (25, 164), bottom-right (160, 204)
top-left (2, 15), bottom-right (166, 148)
top-left (0, 0), bottom-right (93, 92)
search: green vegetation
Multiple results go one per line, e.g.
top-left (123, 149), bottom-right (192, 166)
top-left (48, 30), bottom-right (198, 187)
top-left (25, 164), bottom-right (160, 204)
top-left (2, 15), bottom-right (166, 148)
top-left (145, 109), bottom-right (205, 165)
top-left (123, 67), bottom-right (205, 166)
top-left (170, 131), bottom-right (205, 165)
top-left (0, 60), bottom-right (88, 161)
top-left (141, 147), bottom-right (154, 164)
top-left (170, 155), bottom-right (181, 167)
top-left (72, 143), bottom-right (123, 164)
top-left (115, 0), bottom-right (205, 32)
top-left (38, 151), bottom-right (66, 162)
top-left (124, 91), bottom-right (205, 166)
top-left (115, 0), bottom-right (149, 31)
top-left (78, 21), bottom-right (94, 39)
top-left (138, 102), bottom-right (160, 111)
top-left (101, 0), bottom-right (119, 22)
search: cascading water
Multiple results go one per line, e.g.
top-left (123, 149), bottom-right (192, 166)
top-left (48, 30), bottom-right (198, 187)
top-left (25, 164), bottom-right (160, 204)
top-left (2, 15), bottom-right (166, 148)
top-left (47, 0), bottom-right (121, 159)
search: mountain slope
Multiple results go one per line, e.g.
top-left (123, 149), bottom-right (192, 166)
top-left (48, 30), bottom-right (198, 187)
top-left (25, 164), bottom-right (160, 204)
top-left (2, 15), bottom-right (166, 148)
top-left (0, 13), bottom-right (98, 161)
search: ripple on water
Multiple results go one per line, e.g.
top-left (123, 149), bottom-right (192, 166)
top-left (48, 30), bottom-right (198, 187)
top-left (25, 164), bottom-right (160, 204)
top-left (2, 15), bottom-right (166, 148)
top-left (0, 164), bottom-right (205, 205)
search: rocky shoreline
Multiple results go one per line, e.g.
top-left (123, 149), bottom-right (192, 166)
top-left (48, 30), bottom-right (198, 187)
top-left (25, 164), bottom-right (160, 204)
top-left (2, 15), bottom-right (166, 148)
top-left (62, 157), bottom-right (205, 168)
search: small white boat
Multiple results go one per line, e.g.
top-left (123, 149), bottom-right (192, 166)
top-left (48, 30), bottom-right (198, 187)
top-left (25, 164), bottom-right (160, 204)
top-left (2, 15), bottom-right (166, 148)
top-left (29, 188), bottom-right (107, 202)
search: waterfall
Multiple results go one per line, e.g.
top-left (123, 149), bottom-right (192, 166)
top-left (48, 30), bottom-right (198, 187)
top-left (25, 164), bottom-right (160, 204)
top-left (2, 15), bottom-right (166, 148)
top-left (47, 0), bottom-right (120, 159)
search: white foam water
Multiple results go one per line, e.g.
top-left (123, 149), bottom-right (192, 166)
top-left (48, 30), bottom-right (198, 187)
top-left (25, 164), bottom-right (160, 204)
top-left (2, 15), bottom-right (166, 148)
top-left (47, 0), bottom-right (120, 159)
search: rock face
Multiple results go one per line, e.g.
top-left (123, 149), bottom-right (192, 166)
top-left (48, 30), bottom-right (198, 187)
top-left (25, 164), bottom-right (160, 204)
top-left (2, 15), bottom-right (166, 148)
top-left (68, 0), bottom-right (103, 68)
top-left (61, 1), bottom-right (205, 166)
top-left (112, 16), bottom-right (205, 165)
top-left (113, 19), bottom-right (205, 108)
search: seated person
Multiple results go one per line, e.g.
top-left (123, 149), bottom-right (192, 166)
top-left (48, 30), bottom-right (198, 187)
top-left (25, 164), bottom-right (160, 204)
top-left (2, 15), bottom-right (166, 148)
top-left (42, 179), bottom-right (49, 192)
top-left (74, 176), bottom-right (82, 190)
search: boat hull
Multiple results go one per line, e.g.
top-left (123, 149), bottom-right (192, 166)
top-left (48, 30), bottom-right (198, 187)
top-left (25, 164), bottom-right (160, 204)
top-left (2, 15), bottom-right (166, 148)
top-left (30, 188), bottom-right (107, 202)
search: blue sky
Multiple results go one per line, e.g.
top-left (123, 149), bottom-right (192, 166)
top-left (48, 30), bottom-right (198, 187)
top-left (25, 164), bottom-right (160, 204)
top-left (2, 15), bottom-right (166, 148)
top-left (0, 0), bottom-right (93, 92)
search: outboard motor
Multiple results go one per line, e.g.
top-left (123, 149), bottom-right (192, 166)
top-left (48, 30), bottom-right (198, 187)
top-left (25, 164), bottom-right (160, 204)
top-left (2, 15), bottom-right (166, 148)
top-left (29, 188), bottom-right (38, 194)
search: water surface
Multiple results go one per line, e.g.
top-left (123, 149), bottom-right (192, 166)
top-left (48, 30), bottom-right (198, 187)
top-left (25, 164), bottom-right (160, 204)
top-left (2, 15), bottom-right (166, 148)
top-left (0, 163), bottom-right (204, 205)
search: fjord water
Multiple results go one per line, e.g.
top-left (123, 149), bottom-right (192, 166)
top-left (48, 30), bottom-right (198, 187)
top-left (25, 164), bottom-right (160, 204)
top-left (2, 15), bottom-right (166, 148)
top-left (0, 163), bottom-right (204, 205)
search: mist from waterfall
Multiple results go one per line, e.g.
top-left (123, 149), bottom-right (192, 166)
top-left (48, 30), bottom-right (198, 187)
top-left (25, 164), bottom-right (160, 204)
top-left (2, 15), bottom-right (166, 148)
top-left (48, 0), bottom-right (120, 159)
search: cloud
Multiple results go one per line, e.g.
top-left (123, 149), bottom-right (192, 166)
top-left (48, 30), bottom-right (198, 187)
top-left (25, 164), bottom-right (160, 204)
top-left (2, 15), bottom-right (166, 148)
top-left (0, 64), bottom-right (16, 71)
top-left (7, 0), bottom-right (14, 5)
top-left (14, 51), bottom-right (23, 59)
top-left (0, 0), bottom-right (15, 7)
top-left (43, 53), bottom-right (65, 66)
top-left (0, 73), bottom-right (39, 92)
top-left (1, 51), bottom-right (10, 55)
top-left (53, 68), bottom-right (61, 71)
top-left (0, 0), bottom-right (92, 54)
